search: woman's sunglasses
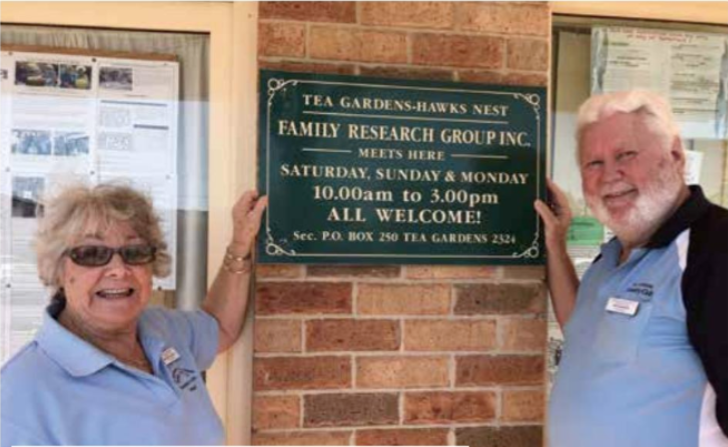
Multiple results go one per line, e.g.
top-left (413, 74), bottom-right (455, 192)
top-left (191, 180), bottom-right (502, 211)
top-left (65, 244), bottom-right (156, 267)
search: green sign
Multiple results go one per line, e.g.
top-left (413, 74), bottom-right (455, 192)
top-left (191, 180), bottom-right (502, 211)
top-left (567, 216), bottom-right (605, 246)
top-left (258, 70), bottom-right (546, 265)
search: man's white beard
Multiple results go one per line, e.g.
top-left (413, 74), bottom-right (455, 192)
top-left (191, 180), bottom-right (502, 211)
top-left (585, 165), bottom-right (683, 245)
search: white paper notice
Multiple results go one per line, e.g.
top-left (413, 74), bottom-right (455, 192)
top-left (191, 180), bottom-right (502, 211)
top-left (96, 59), bottom-right (178, 176)
top-left (592, 27), bottom-right (728, 140)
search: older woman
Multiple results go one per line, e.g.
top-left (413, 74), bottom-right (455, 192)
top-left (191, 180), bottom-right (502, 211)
top-left (1, 183), bottom-right (267, 446)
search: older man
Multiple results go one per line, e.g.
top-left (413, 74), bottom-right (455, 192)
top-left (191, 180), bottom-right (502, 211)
top-left (535, 91), bottom-right (728, 447)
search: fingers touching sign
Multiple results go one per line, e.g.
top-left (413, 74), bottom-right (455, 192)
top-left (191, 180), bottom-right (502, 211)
top-left (230, 190), bottom-right (268, 257)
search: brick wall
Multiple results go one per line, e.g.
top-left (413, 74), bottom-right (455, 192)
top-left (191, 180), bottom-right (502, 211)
top-left (254, 3), bottom-right (550, 446)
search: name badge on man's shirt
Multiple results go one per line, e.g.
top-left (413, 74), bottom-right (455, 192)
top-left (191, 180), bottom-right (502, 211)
top-left (162, 347), bottom-right (181, 365)
top-left (606, 297), bottom-right (640, 316)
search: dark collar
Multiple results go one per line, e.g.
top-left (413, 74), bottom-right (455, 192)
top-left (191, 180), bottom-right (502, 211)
top-left (645, 185), bottom-right (711, 249)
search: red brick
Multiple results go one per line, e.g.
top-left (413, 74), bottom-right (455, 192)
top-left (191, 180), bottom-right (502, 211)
top-left (256, 263), bottom-right (304, 279)
top-left (404, 319), bottom-right (496, 351)
top-left (360, 2), bottom-right (454, 29)
top-left (456, 355), bottom-right (544, 386)
top-left (357, 356), bottom-right (449, 389)
top-left (258, 22), bottom-right (305, 57)
top-left (456, 3), bottom-right (550, 36)
top-left (459, 70), bottom-right (548, 87)
top-left (256, 282), bottom-right (352, 315)
top-left (456, 426), bottom-right (543, 447)
top-left (304, 393), bottom-right (399, 427)
top-left (310, 26), bottom-right (408, 64)
top-left (254, 356), bottom-right (351, 390)
top-left (359, 66), bottom-right (454, 82)
top-left (259, 2), bottom-right (356, 23)
top-left (501, 265), bottom-right (546, 280)
top-left (306, 319), bottom-right (400, 352)
top-left (507, 38), bottom-right (549, 71)
top-left (253, 431), bottom-right (352, 446)
top-left (454, 283), bottom-right (545, 315)
top-left (357, 283), bottom-right (450, 316)
top-left (356, 428), bottom-right (449, 446)
top-left (412, 34), bottom-right (503, 68)
top-left (500, 318), bottom-right (547, 352)
top-left (307, 265), bottom-right (400, 278)
top-left (404, 391), bottom-right (496, 424)
top-left (502, 389), bottom-right (545, 422)
top-left (405, 265), bottom-right (497, 279)
top-left (253, 395), bottom-right (300, 429)
top-left (255, 319), bottom-right (302, 353)
top-left (259, 60), bottom-right (356, 76)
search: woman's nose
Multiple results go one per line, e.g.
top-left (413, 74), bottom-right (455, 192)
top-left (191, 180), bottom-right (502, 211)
top-left (104, 253), bottom-right (131, 276)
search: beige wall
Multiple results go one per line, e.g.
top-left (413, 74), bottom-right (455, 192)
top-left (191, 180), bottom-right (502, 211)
top-left (551, 1), bottom-right (727, 25)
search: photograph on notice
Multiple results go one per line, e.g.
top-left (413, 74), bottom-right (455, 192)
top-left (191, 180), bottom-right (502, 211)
top-left (98, 132), bottom-right (132, 152)
top-left (11, 176), bottom-right (45, 218)
top-left (11, 129), bottom-right (52, 156)
top-left (99, 66), bottom-right (133, 91)
top-left (1, 69), bottom-right (8, 80)
top-left (15, 61), bottom-right (58, 87)
top-left (53, 132), bottom-right (90, 156)
top-left (59, 64), bottom-right (92, 90)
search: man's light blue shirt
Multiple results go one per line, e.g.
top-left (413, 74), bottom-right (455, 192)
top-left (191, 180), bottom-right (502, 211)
top-left (549, 235), bottom-right (710, 447)
top-left (1, 302), bottom-right (224, 446)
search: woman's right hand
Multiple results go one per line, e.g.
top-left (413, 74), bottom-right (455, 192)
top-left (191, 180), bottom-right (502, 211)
top-left (534, 179), bottom-right (572, 252)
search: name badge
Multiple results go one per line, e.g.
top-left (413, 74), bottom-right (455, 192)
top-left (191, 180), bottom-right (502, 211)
top-left (162, 347), bottom-right (181, 365)
top-left (606, 297), bottom-right (640, 316)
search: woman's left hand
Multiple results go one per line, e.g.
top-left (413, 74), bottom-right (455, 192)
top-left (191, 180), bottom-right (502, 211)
top-left (229, 190), bottom-right (268, 257)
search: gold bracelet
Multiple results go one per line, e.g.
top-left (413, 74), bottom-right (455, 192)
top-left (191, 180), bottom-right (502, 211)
top-left (225, 246), bottom-right (251, 263)
top-left (222, 259), bottom-right (251, 274)
top-left (223, 246), bottom-right (252, 274)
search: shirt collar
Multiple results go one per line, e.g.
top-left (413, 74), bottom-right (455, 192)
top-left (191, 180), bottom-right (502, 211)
top-left (35, 300), bottom-right (115, 377)
top-left (645, 185), bottom-right (711, 249)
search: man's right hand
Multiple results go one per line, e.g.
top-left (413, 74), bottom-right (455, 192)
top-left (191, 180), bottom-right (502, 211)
top-left (534, 179), bottom-right (579, 328)
top-left (534, 178), bottom-right (572, 253)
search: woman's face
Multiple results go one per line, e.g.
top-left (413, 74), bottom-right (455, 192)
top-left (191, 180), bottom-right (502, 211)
top-left (59, 221), bottom-right (153, 334)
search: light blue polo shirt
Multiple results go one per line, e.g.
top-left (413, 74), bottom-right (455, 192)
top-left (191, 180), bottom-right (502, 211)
top-left (1, 301), bottom-right (224, 446)
top-left (549, 233), bottom-right (716, 447)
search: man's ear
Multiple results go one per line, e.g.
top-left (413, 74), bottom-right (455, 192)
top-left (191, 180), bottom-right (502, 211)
top-left (671, 137), bottom-right (685, 165)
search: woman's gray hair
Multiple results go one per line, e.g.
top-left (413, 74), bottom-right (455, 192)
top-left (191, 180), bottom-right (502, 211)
top-left (575, 90), bottom-right (682, 162)
top-left (35, 182), bottom-right (172, 289)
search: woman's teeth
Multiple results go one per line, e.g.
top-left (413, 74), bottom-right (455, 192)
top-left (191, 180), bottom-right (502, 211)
top-left (96, 288), bottom-right (134, 298)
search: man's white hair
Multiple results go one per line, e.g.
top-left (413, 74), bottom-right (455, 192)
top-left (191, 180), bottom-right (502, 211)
top-left (576, 90), bottom-right (681, 158)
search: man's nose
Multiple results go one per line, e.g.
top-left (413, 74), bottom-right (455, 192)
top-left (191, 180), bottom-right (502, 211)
top-left (602, 160), bottom-right (624, 182)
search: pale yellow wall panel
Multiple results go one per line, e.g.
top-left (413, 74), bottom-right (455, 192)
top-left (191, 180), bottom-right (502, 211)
top-left (551, 1), bottom-right (728, 25)
top-left (1, 2), bottom-right (229, 32)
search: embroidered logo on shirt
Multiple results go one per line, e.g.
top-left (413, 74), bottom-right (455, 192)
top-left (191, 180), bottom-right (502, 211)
top-left (172, 367), bottom-right (198, 391)
top-left (626, 282), bottom-right (654, 299)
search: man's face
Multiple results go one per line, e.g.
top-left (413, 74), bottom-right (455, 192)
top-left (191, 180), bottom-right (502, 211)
top-left (579, 112), bottom-right (685, 245)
